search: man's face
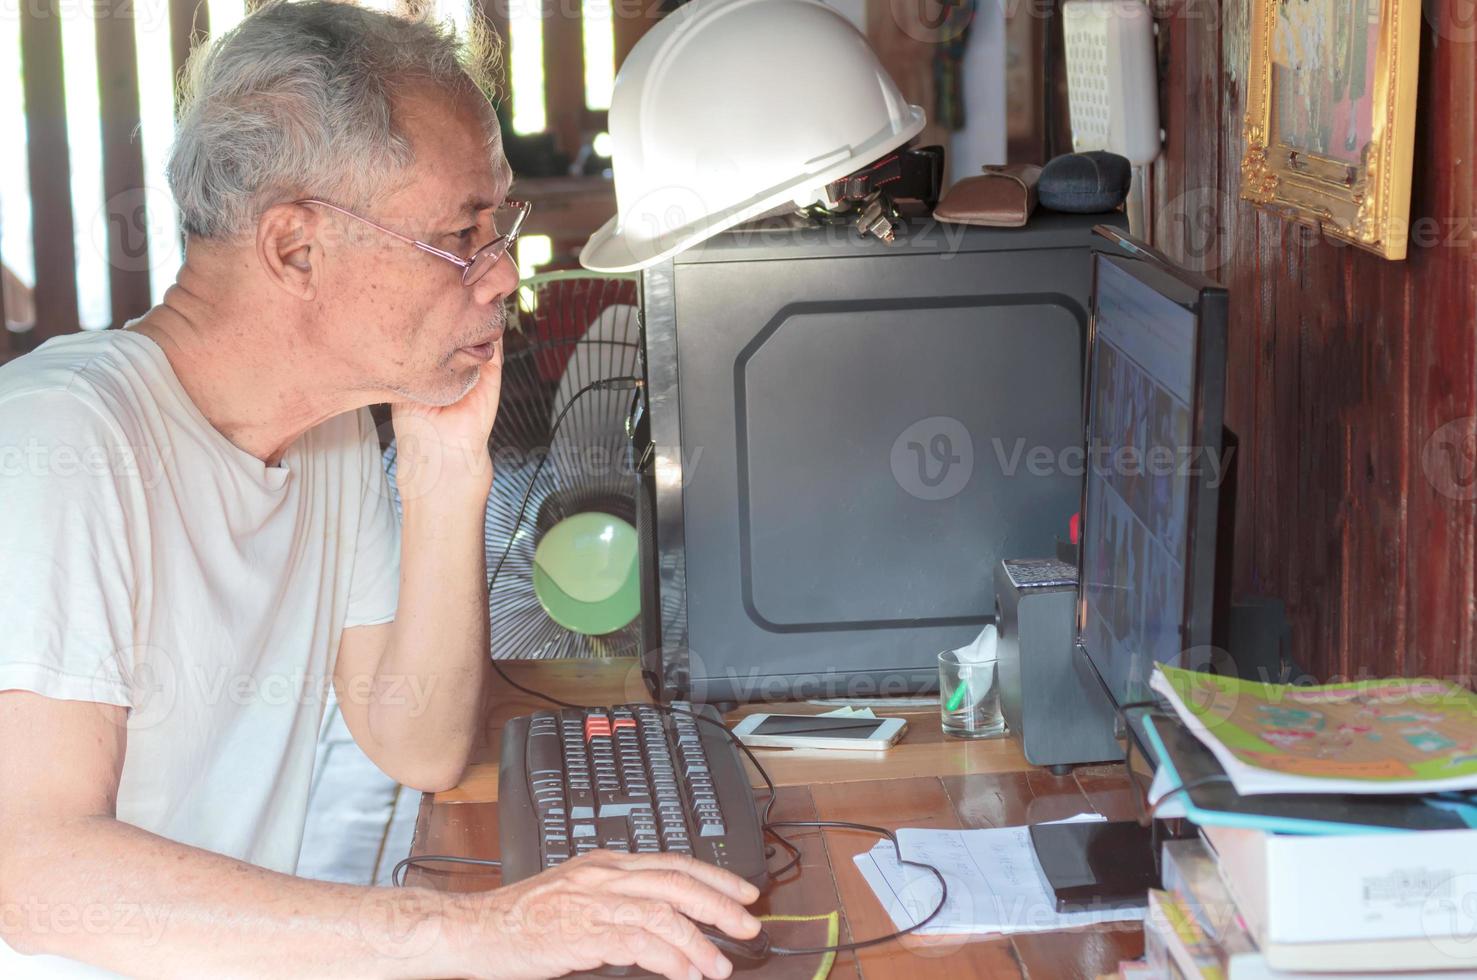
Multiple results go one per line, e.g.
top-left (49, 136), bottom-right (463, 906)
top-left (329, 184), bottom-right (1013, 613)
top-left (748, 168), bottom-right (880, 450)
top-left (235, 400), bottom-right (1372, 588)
top-left (316, 84), bottom-right (517, 406)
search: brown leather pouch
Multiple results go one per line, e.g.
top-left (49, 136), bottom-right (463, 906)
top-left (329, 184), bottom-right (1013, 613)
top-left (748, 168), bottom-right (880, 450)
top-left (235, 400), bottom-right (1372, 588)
top-left (932, 164), bottom-right (1042, 228)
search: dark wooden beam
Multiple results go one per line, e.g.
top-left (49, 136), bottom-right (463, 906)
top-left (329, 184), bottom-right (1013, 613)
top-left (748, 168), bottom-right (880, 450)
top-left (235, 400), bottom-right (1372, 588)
top-left (1148, 0), bottom-right (1477, 685)
top-left (96, 0), bottom-right (154, 327)
top-left (543, 0), bottom-right (585, 160)
top-left (19, 0), bottom-right (79, 339)
top-left (611, 0), bottom-right (659, 72)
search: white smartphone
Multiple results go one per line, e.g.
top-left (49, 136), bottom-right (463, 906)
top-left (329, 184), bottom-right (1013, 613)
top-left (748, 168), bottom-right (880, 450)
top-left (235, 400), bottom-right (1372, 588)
top-left (730, 712), bottom-right (907, 751)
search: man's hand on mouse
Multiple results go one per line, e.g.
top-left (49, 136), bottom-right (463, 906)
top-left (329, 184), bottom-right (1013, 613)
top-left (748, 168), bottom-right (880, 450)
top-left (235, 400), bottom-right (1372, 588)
top-left (446, 849), bottom-right (762, 980)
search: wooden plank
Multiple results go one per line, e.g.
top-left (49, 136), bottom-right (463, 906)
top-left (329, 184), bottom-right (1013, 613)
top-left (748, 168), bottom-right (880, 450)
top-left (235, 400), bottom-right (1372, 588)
top-left (1043, 0), bottom-right (1072, 157)
top-left (1190, 0), bottom-right (1222, 272)
top-left (611, 0), bottom-right (659, 73)
top-left (810, 777), bottom-right (1024, 980)
top-left (1220, 0), bottom-right (1261, 632)
top-left (1147, 0), bottom-right (1477, 686)
top-left (866, 0), bottom-right (952, 153)
top-left (941, 769), bottom-right (1092, 829)
top-left (19, 0), bottom-right (80, 339)
top-left (1150, 0), bottom-right (1186, 257)
top-left (1010, 926), bottom-right (1144, 980)
top-left (1071, 763), bottom-right (1141, 822)
top-left (942, 764), bottom-right (1140, 829)
top-left (373, 784), bottom-right (424, 886)
top-left (1404, 3), bottom-right (1477, 687)
top-left (750, 787), bottom-right (861, 980)
top-left (95, 0), bottom-right (154, 327)
top-left (404, 800), bottom-right (504, 892)
top-left (753, 736), bottom-right (1026, 791)
top-left (1003, 0), bottom-right (1046, 163)
top-left (542, 0), bottom-right (584, 159)
top-left (410, 788), bottom-right (435, 869)
top-left (1344, 246), bottom-right (1409, 681)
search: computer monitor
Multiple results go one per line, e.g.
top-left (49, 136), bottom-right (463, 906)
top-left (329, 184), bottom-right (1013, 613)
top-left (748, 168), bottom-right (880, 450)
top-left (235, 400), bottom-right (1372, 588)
top-left (1025, 226), bottom-right (1229, 912)
top-left (1075, 226), bottom-right (1228, 716)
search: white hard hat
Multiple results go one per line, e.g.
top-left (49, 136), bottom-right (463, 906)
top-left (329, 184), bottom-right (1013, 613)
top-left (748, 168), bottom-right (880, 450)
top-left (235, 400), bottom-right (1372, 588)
top-left (579, 0), bottom-right (926, 273)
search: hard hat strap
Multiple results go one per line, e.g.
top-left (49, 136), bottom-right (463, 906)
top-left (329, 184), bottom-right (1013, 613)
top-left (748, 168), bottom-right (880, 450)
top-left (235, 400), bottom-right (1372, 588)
top-left (822, 144), bottom-right (944, 211)
top-left (812, 144), bottom-right (945, 242)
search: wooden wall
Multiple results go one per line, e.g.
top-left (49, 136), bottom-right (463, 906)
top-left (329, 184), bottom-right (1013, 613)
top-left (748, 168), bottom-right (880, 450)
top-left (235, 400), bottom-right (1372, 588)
top-left (1150, 0), bottom-right (1477, 684)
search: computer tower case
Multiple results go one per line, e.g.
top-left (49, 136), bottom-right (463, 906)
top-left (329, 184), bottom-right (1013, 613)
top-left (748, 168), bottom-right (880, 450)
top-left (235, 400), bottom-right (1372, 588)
top-left (635, 212), bottom-right (1123, 704)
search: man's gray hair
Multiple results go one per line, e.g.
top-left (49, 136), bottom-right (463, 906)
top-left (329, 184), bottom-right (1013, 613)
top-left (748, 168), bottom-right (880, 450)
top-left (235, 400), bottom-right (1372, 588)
top-left (168, 0), bottom-right (510, 240)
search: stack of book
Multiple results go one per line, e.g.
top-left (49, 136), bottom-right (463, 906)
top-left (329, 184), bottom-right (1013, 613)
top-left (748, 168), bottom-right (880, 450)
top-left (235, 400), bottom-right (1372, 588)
top-left (1102, 666), bottom-right (1477, 980)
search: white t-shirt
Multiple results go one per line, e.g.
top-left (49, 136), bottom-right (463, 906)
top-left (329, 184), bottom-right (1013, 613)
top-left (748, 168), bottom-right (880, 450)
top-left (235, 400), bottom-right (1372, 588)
top-left (0, 330), bottom-right (401, 974)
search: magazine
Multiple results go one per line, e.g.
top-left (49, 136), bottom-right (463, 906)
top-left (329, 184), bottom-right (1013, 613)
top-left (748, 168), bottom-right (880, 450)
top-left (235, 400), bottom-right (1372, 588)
top-left (1150, 665), bottom-right (1477, 796)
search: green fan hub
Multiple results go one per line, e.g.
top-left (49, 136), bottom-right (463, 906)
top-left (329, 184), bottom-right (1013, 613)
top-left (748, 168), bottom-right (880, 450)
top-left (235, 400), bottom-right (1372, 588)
top-left (532, 512), bottom-right (640, 636)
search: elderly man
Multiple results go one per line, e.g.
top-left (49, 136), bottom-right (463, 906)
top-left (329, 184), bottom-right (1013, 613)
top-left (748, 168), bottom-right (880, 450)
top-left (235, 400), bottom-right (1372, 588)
top-left (0, 2), bottom-right (759, 978)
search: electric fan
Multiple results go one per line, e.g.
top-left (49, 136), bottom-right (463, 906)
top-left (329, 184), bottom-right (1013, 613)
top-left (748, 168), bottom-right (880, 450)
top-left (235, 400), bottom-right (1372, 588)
top-left (385, 270), bottom-right (644, 658)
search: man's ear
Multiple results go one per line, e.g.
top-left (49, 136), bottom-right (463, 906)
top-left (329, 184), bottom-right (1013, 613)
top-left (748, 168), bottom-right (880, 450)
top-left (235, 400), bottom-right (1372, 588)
top-left (257, 203), bottom-right (319, 300)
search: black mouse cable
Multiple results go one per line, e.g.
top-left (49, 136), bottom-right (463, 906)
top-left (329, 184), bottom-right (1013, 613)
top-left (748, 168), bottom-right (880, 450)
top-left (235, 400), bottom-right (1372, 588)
top-left (759, 819), bottom-right (949, 955)
top-left (486, 374), bottom-right (644, 598)
top-left (390, 853), bottom-right (501, 888)
top-left (1112, 700), bottom-right (1232, 825)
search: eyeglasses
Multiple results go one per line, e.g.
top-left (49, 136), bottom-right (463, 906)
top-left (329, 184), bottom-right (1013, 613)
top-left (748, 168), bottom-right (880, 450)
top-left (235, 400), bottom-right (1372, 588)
top-left (294, 197), bottom-right (531, 287)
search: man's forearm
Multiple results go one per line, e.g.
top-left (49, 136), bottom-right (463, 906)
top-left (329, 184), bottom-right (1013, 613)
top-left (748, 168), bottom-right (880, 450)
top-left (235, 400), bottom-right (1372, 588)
top-left (0, 816), bottom-right (470, 977)
top-left (365, 485), bottom-right (491, 785)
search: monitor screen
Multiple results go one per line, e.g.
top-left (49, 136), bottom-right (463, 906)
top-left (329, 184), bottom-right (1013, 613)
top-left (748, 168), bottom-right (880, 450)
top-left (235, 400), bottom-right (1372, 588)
top-left (1078, 247), bottom-right (1224, 710)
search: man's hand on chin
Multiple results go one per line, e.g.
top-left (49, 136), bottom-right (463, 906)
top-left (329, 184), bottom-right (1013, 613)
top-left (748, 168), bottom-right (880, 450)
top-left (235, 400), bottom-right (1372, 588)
top-left (391, 342), bottom-right (503, 504)
top-left (334, 343), bottom-right (502, 789)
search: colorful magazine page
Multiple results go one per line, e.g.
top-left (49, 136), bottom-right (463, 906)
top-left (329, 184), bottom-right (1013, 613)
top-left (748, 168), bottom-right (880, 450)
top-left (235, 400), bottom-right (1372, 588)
top-left (1150, 665), bottom-right (1477, 796)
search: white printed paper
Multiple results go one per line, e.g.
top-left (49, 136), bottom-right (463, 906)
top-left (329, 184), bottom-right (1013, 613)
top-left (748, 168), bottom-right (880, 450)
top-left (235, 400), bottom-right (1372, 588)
top-left (852, 814), bottom-right (1146, 935)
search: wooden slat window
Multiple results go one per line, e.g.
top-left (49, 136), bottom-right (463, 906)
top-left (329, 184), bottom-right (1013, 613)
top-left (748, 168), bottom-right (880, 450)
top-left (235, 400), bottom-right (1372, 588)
top-left (1, 0), bottom-right (649, 360)
top-left (96, 0), bottom-right (152, 325)
top-left (16, 0), bottom-right (80, 343)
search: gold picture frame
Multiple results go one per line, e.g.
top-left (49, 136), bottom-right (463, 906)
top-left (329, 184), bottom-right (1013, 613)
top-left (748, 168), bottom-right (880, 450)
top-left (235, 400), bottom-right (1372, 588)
top-left (1240, 0), bottom-right (1421, 259)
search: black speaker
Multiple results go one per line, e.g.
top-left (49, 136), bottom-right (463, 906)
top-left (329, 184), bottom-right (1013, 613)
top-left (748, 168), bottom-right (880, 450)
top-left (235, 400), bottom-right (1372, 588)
top-left (995, 559), bottom-right (1123, 772)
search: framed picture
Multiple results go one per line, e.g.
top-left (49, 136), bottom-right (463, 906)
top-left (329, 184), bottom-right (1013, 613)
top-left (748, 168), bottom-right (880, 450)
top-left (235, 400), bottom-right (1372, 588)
top-left (1240, 0), bottom-right (1421, 259)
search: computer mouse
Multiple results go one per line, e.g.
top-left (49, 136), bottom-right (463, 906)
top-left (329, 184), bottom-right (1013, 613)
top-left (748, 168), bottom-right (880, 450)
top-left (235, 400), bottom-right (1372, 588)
top-left (698, 923), bottom-right (772, 967)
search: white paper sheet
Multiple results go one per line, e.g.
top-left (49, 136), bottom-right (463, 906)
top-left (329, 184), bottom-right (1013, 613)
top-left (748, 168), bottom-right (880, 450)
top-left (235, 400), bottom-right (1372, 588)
top-left (852, 814), bottom-right (1147, 935)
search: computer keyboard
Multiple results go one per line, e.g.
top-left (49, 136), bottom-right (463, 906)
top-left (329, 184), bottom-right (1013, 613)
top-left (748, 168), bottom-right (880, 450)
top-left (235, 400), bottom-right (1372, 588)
top-left (498, 702), bottom-right (769, 887)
